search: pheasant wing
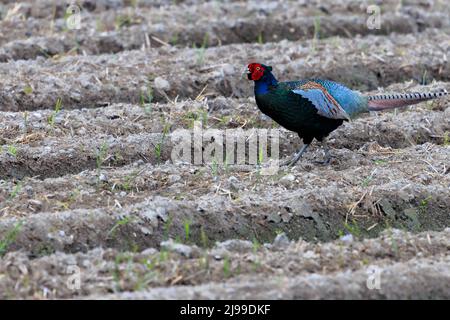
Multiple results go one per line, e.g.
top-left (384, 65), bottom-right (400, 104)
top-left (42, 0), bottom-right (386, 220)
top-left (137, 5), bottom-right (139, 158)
top-left (292, 81), bottom-right (351, 120)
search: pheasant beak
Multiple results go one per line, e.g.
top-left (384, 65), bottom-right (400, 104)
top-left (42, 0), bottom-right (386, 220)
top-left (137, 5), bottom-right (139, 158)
top-left (242, 67), bottom-right (251, 80)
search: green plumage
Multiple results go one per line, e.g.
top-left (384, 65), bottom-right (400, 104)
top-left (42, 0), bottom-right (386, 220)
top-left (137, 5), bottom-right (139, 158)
top-left (255, 81), bottom-right (345, 144)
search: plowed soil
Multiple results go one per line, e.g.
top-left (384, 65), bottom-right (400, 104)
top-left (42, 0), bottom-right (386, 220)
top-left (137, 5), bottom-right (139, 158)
top-left (0, 0), bottom-right (449, 299)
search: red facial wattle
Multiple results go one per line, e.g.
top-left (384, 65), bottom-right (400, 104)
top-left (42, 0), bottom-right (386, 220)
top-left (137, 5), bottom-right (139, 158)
top-left (248, 63), bottom-right (265, 81)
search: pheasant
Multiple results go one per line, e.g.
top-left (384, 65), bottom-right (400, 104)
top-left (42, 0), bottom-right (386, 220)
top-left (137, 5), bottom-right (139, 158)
top-left (246, 62), bottom-right (448, 166)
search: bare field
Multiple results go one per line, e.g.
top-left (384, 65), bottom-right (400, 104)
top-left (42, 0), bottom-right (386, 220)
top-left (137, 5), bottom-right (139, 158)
top-left (0, 0), bottom-right (449, 299)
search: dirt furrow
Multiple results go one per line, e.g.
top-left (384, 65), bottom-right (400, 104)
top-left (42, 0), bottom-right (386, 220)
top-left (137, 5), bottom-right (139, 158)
top-left (0, 229), bottom-right (448, 299)
top-left (97, 256), bottom-right (450, 299)
top-left (2, 0), bottom-right (443, 21)
top-left (1, 139), bottom-right (449, 215)
top-left (1, 8), bottom-right (447, 62)
top-left (1, 102), bottom-right (449, 179)
top-left (1, 30), bottom-right (448, 112)
top-left (0, 170), bottom-right (448, 257)
top-left (0, 132), bottom-right (170, 179)
top-left (0, 91), bottom-right (448, 141)
top-left (0, 0), bottom-right (244, 19)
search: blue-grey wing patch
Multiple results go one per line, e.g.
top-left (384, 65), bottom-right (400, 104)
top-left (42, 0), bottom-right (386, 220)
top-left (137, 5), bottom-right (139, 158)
top-left (292, 81), bottom-right (351, 120)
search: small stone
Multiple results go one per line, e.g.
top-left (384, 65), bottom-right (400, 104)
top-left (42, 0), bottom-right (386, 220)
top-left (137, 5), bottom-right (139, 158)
top-left (267, 212), bottom-right (281, 224)
top-left (24, 185), bottom-right (34, 197)
top-left (208, 96), bottom-right (229, 112)
top-left (273, 232), bottom-right (290, 248)
top-left (141, 248), bottom-right (158, 256)
top-left (168, 174), bottom-right (181, 184)
top-left (221, 63), bottom-right (235, 76)
top-left (27, 199), bottom-right (42, 211)
top-left (215, 239), bottom-right (253, 253)
top-left (77, 127), bottom-right (87, 135)
top-left (140, 226), bottom-right (152, 235)
top-left (379, 199), bottom-right (396, 219)
top-left (160, 239), bottom-right (198, 258)
top-left (227, 176), bottom-right (241, 191)
top-left (133, 160), bottom-right (145, 166)
top-left (279, 174), bottom-right (295, 186)
top-left (98, 173), bottom-right (108, 182)
top-left (340, 234), bottom-right (354, 243)
top-left (47, 233), bottom-right (55, 240)
top-left (82, 260), bottom-right (90, 268)
top-left (303, 250), bottom-right (317, 259)
top-left (281, 211), bottom-right (293, 223)
top-left (70, 91), bottom-right (82, 102)
top-left (289, 199), bottom-right (313, 218)
top-left (154, 77), bottom-right (171, 91)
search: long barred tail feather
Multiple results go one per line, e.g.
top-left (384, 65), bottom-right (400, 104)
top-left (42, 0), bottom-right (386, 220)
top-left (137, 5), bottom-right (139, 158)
top-left (367, 91), bottom-right (448, 111)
